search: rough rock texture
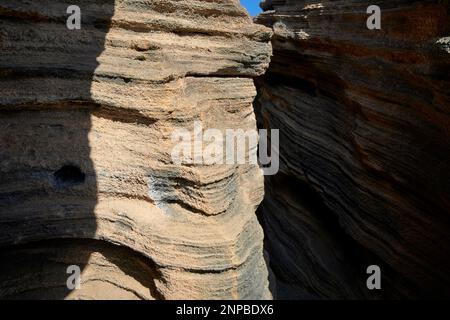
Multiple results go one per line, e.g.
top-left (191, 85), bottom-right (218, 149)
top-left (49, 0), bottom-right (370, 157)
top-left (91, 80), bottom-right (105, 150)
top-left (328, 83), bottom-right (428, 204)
top-left (255, 0), bottom-right (450, 299)
top-left (0, 0), bottom-right (272, 299)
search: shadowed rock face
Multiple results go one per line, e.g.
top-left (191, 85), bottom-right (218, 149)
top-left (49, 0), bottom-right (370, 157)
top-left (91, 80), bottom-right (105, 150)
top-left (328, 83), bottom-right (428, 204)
top-left (0, 0), bottom-right (272, 299)
top-left (255, 0), bottom-right (450, 299)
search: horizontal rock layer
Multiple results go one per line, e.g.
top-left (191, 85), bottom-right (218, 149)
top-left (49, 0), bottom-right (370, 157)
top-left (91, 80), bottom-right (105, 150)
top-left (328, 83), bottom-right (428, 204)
top-left (0, 0), bottom-right (272, 299)
top-left (255, 0), bottom-right (450, 298)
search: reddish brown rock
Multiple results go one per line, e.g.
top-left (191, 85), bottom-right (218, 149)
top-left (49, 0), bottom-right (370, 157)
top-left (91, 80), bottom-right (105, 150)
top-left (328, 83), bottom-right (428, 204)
top-left (255, 0), bottom-right (450, 299)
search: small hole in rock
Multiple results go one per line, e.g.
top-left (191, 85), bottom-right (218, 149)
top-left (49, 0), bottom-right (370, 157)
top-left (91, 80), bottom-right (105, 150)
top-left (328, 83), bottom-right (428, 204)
top-left (54, 165), bottom-right (86, 186)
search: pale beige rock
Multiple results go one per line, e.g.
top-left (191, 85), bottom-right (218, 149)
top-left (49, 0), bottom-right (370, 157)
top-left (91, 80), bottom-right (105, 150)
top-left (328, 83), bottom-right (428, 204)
top-left (0, 0), bottom-right (272, 299)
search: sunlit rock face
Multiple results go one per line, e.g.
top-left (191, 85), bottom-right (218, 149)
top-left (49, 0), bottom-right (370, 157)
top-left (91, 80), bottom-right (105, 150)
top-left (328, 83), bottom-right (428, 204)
top-left (0, 0), bottom-right (273, 299)
top-left (255, 0), bottom-right (450, 299)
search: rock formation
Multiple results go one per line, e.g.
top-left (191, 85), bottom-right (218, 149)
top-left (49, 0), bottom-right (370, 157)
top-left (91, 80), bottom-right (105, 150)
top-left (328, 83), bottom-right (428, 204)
top-left (0, 0), bottom-right (273, 299)
top-left (255, 0), bottom-right (450, 299)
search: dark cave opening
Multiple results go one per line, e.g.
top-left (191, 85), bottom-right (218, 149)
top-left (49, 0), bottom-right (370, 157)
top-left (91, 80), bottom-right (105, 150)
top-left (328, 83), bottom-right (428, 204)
top-left (54, 165), bottom-right (86, 186)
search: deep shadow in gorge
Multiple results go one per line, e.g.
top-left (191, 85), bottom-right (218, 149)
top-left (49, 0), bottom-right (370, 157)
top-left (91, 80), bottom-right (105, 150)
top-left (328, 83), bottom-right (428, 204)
top-left (0, 0), bottom-right (160, 299)
top-left (253, 0), bottom-right (450, 299)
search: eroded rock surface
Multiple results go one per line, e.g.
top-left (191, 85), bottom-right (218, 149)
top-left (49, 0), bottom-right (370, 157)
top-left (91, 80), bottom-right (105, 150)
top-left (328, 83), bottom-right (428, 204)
top-left (0, 0), bottom-right (272, 299)
top-left (255, 0), bottom-right (450, 299)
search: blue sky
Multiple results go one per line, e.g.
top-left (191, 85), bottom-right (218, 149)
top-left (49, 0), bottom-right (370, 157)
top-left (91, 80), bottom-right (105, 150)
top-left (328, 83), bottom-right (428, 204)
top-left (240, 0), bottom-right (262, 16)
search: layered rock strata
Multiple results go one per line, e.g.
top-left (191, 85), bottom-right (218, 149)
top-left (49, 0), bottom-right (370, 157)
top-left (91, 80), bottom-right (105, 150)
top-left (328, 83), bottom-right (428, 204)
top-left (0, 0), bottom-right (272, 299)
top-left (255, 0), bottom-right (450, 299)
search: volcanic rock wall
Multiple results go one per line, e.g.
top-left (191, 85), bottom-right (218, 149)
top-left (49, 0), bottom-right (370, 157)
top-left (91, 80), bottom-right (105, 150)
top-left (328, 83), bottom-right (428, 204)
top-left (255, 0), bottom-right (450, 299)
top-left (0, 0), bottom-right (272, 299)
